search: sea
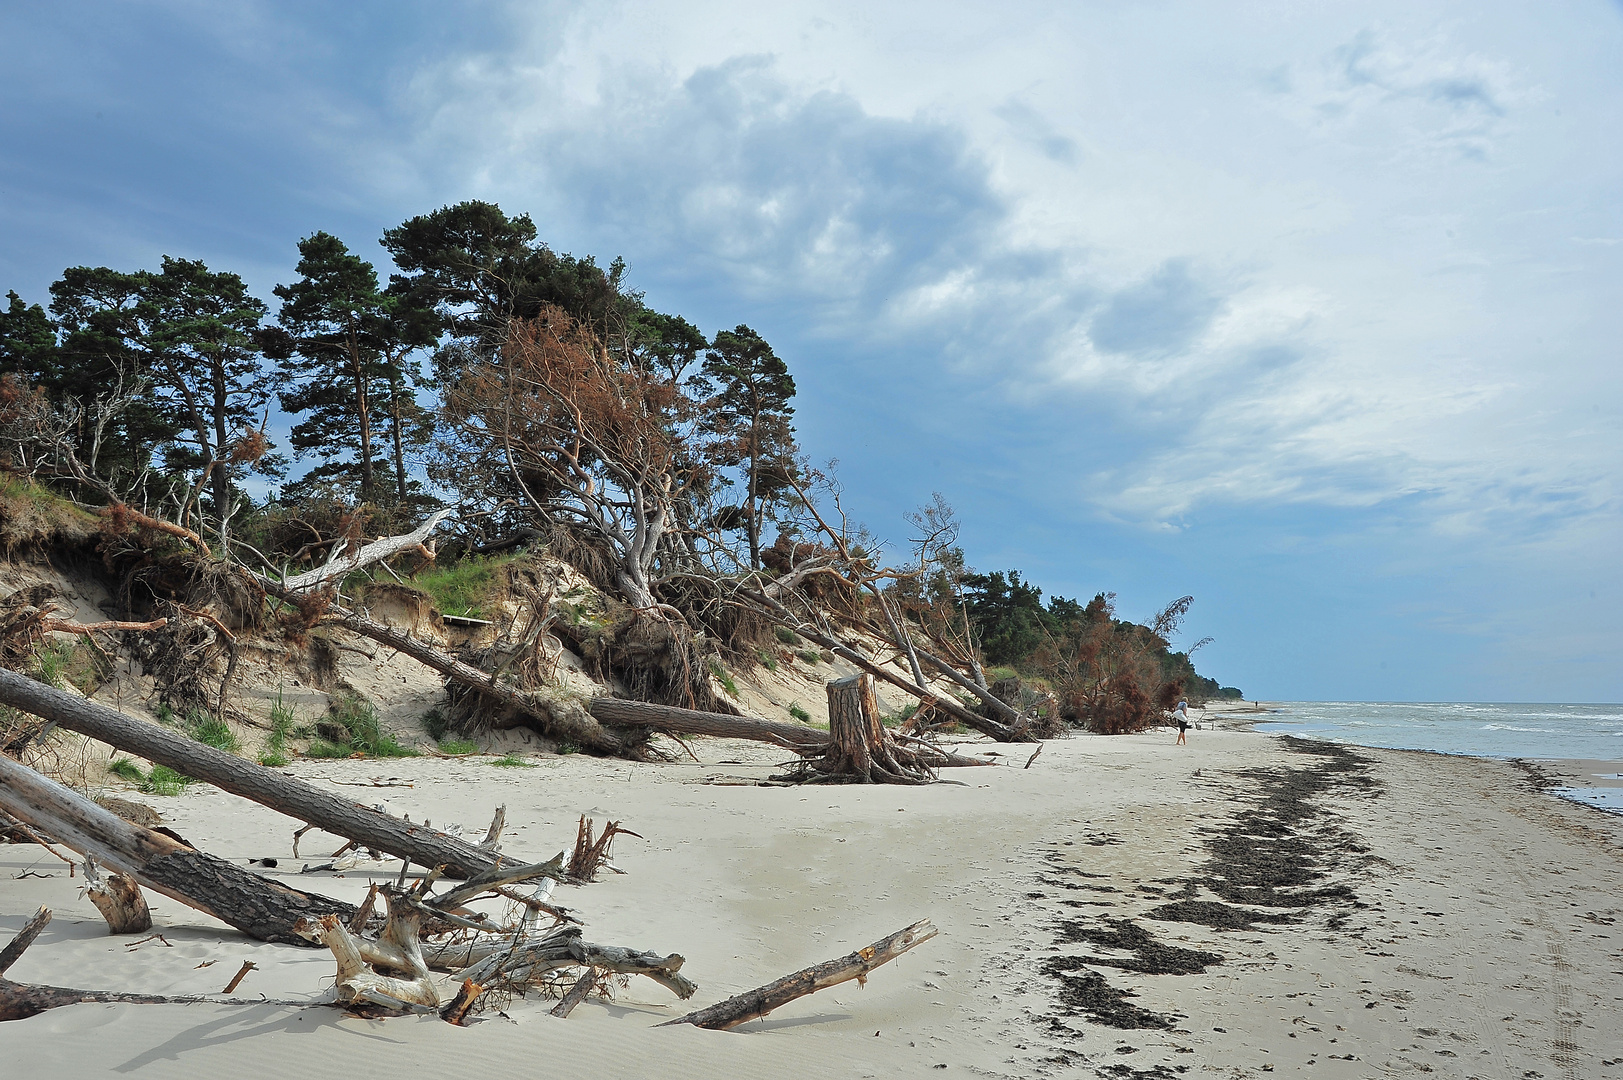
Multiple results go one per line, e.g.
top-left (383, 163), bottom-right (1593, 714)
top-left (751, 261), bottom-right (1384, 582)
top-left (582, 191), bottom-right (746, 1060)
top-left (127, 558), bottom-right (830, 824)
top-left (1251, 701), bottom-right (1623, 816)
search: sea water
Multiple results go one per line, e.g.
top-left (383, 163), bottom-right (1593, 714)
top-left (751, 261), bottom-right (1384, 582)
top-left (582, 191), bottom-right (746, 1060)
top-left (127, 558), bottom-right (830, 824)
top-left (1252, 701), bottom-right (1623, 814)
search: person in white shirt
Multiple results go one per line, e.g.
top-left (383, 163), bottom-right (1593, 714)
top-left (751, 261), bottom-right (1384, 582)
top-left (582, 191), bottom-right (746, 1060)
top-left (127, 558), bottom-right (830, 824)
top-left (1173, 700), bottom-right (1190, 745)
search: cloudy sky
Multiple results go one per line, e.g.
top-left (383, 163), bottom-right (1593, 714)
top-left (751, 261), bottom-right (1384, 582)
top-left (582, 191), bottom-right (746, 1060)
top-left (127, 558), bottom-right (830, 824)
top-left (3, 1), bottom-right (1620, 701)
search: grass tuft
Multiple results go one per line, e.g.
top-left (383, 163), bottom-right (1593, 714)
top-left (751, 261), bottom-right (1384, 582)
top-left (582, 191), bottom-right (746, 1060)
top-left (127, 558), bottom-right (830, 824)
top-left (788, 701), bottom-right (811, 723)
top-left (436, 739), bottom-right (480, 755)
top-left (490, 753), bottom-right (535, 768)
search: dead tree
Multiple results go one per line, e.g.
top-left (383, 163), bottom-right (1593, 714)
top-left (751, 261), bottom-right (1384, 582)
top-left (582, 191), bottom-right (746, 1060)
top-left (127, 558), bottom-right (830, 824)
top-left (278, 507), bottom-right (453, 593)
top-left (83, 858), bottom-right (152, 934)
top-left (0, 666), bottom-right (509, 878)
top-left (663, 919), bottom-right (936, 1030)
top-left (0, 752), bottom-right (353, 944)
top-left (790, 675), bottom-right (935, 784)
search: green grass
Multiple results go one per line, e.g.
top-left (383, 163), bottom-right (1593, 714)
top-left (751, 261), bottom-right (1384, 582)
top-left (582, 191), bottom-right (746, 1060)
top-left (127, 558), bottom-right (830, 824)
top-left (774, 626), bottom-right (800, 645)
top-left (788, 702), bottom-right (811, 723)
top-left (437, 739), bottom-right (480, 755)
top-left (259, 693), bottom-right (297, 766)
top-left (709, 661), bottom-right (739, 697)
top-left (143, 765), bottom-right (192, 796)
top-left (757, 649), bottom-right (778, 673)
top-left (308, 695), bottom-right (419, 759)
top-left (33, 640), bottom-right (101, 694)
top-left (111, 756), bottom-right (196, 796)
top-left (796, 649), bottom-right (821, 665)
top-left (410, 554), bottom-right (517, 619)
top-left (108, 758), bottom-right (146, 783)
top-left (490, 753), bottom-right (535, 767)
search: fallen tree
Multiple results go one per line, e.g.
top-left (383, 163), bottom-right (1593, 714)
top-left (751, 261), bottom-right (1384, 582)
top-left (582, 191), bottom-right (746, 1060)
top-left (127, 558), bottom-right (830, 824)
top-left (0, 752), bottom-right (354, 944)
top-left (663, 919), bottom-right (937, 1030)
top-left (0, 667), bottom-right (508, 878)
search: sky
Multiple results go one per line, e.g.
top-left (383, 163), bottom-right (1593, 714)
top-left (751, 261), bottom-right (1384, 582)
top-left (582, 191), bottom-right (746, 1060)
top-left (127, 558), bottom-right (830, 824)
top-left (2, 1), bottom-right (1620, 702)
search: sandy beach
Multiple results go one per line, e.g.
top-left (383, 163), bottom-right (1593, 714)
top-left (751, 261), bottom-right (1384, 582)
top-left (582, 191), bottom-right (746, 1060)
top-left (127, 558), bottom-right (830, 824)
top-left (3, 725), bottom-right (1619, 1079)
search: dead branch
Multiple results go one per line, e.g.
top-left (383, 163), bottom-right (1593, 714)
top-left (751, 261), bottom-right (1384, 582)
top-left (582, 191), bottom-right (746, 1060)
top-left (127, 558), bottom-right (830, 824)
top-left (279, 507), bottom-right (454, 593)
top-left (662, 919), bottom-right (937, 1030)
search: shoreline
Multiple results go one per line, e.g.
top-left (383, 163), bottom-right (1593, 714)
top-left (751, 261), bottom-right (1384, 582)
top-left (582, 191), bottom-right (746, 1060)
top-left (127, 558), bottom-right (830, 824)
top-left (3, 725), bottom-right (1620, 1077)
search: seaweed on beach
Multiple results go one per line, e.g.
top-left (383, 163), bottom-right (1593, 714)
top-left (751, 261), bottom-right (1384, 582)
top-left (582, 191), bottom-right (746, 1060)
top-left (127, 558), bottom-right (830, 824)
top-left (1143, 900), bottom-right (1293, 931)
top-left (1052, 918), bottom-right (1224, 975)
top-left (1042, 965), bottom-right (1177, 1030)
top-left (1194, 737), bottom-right (1376, 910)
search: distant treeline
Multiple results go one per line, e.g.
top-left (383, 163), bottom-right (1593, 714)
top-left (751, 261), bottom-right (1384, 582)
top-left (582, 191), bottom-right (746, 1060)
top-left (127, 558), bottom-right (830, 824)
top-left (0, 199), bottom-right (1236, 729)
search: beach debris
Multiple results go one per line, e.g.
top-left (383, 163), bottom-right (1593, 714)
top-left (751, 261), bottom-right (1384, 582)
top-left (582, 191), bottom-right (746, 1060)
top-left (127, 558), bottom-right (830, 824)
top-left (315, 891), bottom-right (439, 1010)
top-left (662, 918), bottom-right (937, 1030)
top-left (0, 750), bottom-right (355, 944)
top-left (221, 961), bottom-right (256, 994)
top-left (566, 815), bottom-right (638, 882)
top-left (82, 856), bottom-right (152, 934)
top-left (776, 674), bottom-right (983, 785)
top-left (0, 905), bottom-right (319, 1022)
top-left (0, 666), bottom-right (512, 879)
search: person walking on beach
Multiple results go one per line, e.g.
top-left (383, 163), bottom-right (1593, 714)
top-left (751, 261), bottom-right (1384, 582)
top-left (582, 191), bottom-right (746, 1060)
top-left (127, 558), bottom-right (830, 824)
top-left (1173, 700), bottom-right (1190, 745)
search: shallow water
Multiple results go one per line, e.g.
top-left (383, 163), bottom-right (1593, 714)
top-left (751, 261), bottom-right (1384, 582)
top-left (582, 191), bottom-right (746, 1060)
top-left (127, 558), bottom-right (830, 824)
top-left (1252, 701), bottom-right (1623, 814)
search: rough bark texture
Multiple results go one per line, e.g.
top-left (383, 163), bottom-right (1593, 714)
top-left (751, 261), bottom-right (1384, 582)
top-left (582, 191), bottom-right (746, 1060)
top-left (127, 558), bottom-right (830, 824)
top-left (0, 667), bottom-right (507, 878)
top-left (586, 697), bottom-right (826, 748)
top-left (0, 752), bottom-right (353, 944)
top-left (0, 907), bottom-right (50, 977)
top-left (663, 919), bottom-right (937, 1030)
top-left (85, 862), bottom-right (152, 934)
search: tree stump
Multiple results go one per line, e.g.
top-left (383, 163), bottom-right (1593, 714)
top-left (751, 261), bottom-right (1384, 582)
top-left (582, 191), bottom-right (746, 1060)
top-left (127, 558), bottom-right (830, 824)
top-left (84, 859), bottom-right (152, 934)
top-left (811, 675), bottom-right (933, 784)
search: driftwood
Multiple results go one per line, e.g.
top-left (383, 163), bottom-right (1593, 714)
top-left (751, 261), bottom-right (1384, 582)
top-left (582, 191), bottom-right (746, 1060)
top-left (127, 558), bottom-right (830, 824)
top-left (0, 906), bottom-right (318, 1022)
top-left (0, 752), bottom-right (354, 943)
top-left (315, 893), bottom-right (438, 1009)
top-left (83, 857), bottom-right (152, 934)
top-left (663, 919), bottom-right (937, 1030)
top-left (458, 924), bottom-right (696, 1000)
top-left (565, 814), bottom-right (639, 882)
top-left (0, 666), bottom-right (508, 878)
top-left (278, 507), bottom-right (453, 593)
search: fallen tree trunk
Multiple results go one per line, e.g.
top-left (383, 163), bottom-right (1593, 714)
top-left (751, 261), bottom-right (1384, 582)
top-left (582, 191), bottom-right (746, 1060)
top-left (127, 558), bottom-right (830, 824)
top-left (732, 586), bottom-right (1023, 742)
top-left (278, 507), bottom-right (454, 593)
top-left (585, 698), bottom-right (826, 748)
top-left (0, 667), bottom-right (508, 878)
top-left (315, 604), bottom-right (629, 755)
top-left (662, 918), bottom-right (937, 1030)
top-left (0, 753), bottom-right (354, 944)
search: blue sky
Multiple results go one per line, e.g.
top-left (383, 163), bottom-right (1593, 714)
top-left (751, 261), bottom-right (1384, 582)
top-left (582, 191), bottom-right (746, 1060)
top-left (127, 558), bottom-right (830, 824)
top-left (2, 1), bottom-right (1620, 702)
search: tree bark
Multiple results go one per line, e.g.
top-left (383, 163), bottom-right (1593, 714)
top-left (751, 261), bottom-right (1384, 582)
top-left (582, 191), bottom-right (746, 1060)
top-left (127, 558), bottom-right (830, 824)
top-left (0, 753), bottom-right (353, 944)
top-left (585, 697), bottom-right (826, 748)
top-left (84, 859), bottom-right (152, 934)
top-left (0, 667), bottom-right (507, 878)
top-left (662, 919), bottom-right (937, 1030)
top-left (825, 674), bottom-right (882, 781)
top-left (277, 506), bottom-right (452, 593)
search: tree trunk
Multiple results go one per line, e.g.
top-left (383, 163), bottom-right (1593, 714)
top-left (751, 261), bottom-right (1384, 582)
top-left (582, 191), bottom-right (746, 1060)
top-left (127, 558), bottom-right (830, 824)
top-left (585, 697), bottom-right (826, 748)
top-left (0, 667), bottom-right (507, 879)
top-left (825, 674), bottom-right (883, 781)
top-left (734, 585), bottom-right (1023, 741)
top-left (0, 753), bottom-right (353, 944)
top-left (275, 507), bottom-right (452, 592)
top-left (387, 368), bottom-right (409, 507)
top-left (662, 919), bottom-right (937, 1030)
top-left (84, 859), bottom-right (152, 934)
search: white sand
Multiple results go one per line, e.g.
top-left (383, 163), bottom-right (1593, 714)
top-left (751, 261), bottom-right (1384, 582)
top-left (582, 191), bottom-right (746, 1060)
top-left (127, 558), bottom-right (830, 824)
top-left (3, 728), bottom-right (1620, 1078)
